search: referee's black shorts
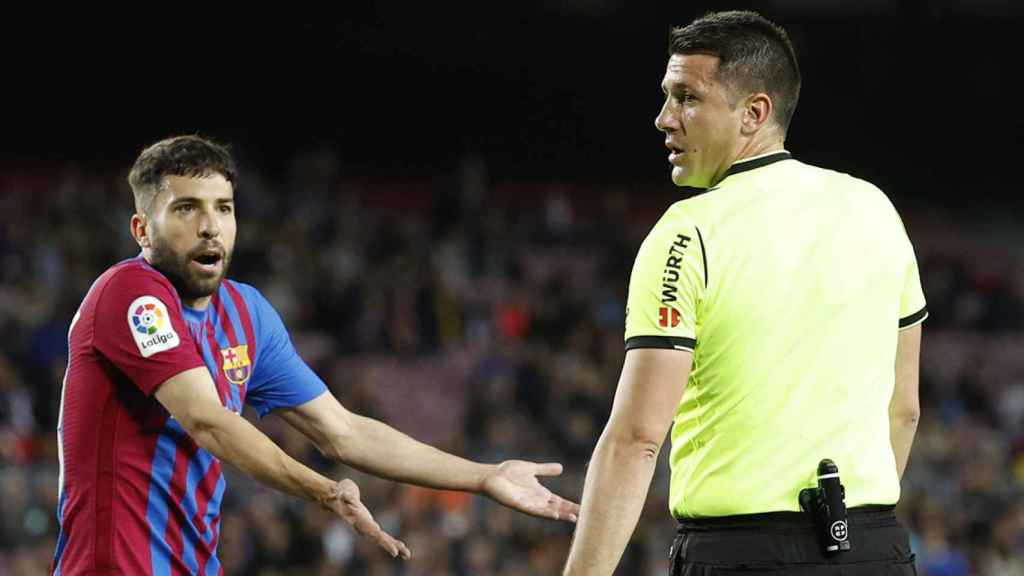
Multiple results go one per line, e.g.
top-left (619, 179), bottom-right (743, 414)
top-left (669, 505), bottom-right (916, 575)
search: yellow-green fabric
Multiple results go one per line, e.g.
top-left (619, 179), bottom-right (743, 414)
top-left (624, 152), bottom-right (927, 518)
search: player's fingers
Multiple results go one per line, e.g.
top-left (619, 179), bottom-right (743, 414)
top-left (559, 497), bottom-right (581, 522)
top-left (389, 534), bottom-right (412, 560)
top-left (338, 478), bottom-right (361, 502)
top-left (534, 462), bottom-right (563, 476)
top-left (377, 532), bottom-right (401, 558)
top-left (348, 502), bottom-right (384, 533)
top-left (359, 517), bottom-right (410, 559)
top-left (539, 494), bottom-right (579, 522)
top-left (351, 512), bottom-right (381, 534)
top-left (353, 515), bottom-right (401, 557)
top-left (334, 492), bottom-right (381, 534)
top-left (327, 480), bottom-right (409, 558)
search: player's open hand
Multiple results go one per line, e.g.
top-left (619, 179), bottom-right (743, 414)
top-left (322, 479), bottom-right (411, 560)
top-left (482, 460), bottom-right (580, 522)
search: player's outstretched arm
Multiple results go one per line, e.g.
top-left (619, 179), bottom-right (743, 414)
top-left (563, 348), bottom-right (692, 576)
top-left (155, 367), bottom-right (411, 560)
top-left (278, 393), bottom-right (580, 523)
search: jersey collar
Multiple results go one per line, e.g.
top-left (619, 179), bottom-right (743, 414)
top-left (718, 150), bottom-right (792, 183)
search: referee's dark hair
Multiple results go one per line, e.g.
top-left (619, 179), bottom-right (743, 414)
top-left (670, 11), bottom-right (801, 133)
top-left (128, 135), bottom-right (237, 216)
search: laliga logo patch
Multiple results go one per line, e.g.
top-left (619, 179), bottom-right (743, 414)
top-left (220, 345), bottom-right (252, 386)
top-left (132, 302), bottom-right (165, 335)
top-left (127, 296), bottom-right (180, 358)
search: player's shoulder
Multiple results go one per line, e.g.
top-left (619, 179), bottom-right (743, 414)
top-left (219, 279), bottom-right (282, 326)
top-left (91, 257), bottom-right (177, 302)
top-left (221, 279), bottom-right (268, 307)
top-left (79, 258), bottom-right (186, 340)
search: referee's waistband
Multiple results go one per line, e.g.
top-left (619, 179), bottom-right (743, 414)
top-left (676, 505), bottom-right (897, 532)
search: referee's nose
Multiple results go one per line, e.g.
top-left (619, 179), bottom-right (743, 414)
top-left (655, 99), bottom-right (677, 133)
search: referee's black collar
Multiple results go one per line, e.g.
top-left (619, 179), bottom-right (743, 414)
top-left (719, 150), bottom-right (792, 182)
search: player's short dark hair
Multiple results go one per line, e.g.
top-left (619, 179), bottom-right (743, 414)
top-left (128, 135), bottom-right (237, 215)
top-left (670, 10), bottom-right (801, 133)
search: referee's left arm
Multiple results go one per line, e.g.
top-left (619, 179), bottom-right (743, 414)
top-left (563, 348), bottom-right (692, 576)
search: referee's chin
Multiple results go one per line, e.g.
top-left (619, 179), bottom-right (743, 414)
top-left (671, 165), bottom-right (711, 189)
top-left (671, 166), bottom-right (692, 187)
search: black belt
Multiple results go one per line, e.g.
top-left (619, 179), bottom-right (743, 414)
top-left (676, 504), bottom-right (897, 532)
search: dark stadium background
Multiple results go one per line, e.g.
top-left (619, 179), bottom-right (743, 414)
top-left (2, 2), bottom-right (1022, 575)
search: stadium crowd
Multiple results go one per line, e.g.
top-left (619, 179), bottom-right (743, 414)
top-left (1, 148), bottom-right (1021, 575)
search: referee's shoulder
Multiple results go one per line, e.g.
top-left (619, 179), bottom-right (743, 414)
top-left (791, 159), bottom-right (894, 209)
top-left (668, 185), bottom-right (715, 213)
top-left (659, 195), bottom-right (706, 232)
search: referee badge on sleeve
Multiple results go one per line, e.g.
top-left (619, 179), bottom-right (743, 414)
top-left (127, 296), bottom-right (181, 358)
top-left (659, 306), bottom-right (682, 328)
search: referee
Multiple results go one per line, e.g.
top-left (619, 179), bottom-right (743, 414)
top-left (563, 11), bottom-right (925, 576)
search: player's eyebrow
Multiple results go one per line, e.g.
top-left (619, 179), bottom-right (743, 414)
top-left (168, 196), bottom-right (233, 206)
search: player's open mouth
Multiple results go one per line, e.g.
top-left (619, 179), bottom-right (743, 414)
top-left (191, 251), bottom-right (223, 274)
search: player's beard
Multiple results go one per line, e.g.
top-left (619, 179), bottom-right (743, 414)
top-left (148, 234), bottom-right (232, 302)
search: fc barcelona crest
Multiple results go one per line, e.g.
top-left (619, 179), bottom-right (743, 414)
top-left (220, 345), bottom-right (252, 386)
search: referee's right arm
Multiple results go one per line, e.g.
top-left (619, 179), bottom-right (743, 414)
top-left (890, 323), bottom-right (922, 480)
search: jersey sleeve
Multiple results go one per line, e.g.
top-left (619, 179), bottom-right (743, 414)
top-left (897, 230), bottom-right (928, 330)
top-left (245, 289), bottom-right (328, 417)
top-left (92, 268), bottom-right (206, 396)
top-left (624, 207), bottom-right (706, 352)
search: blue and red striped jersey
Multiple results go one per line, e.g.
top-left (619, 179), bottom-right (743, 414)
top-left (53, 256), bottom-right (327, 575)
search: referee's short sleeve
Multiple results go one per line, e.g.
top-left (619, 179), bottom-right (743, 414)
top-left (624, 207), bottom-right (705, 352)
top-left (896, 215), bottom-right (927, 330)
top-left (898, 250), bottom-right (927, 329)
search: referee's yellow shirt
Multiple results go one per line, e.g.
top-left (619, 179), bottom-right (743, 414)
top-left (625, 151), bottom-right (927, 518)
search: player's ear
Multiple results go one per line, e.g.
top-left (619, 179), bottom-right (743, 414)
top-left (740, 92), bottom-right (773, 135)
top-left (131, 213), bottom-right (152, 249)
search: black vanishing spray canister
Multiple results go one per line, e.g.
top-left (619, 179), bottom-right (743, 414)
top-left (799, 459), bottom-right (852, 555)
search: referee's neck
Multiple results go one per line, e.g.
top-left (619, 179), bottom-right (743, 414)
top-left (732, 148), bottom-right (788, 165)
top-left (712, 139), bottom-right (787, 186)
top-left (732, 135), bottom-right (786, 164)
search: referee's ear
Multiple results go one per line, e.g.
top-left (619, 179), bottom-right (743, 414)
top-left (740, 92), bottom-right (774, 136)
